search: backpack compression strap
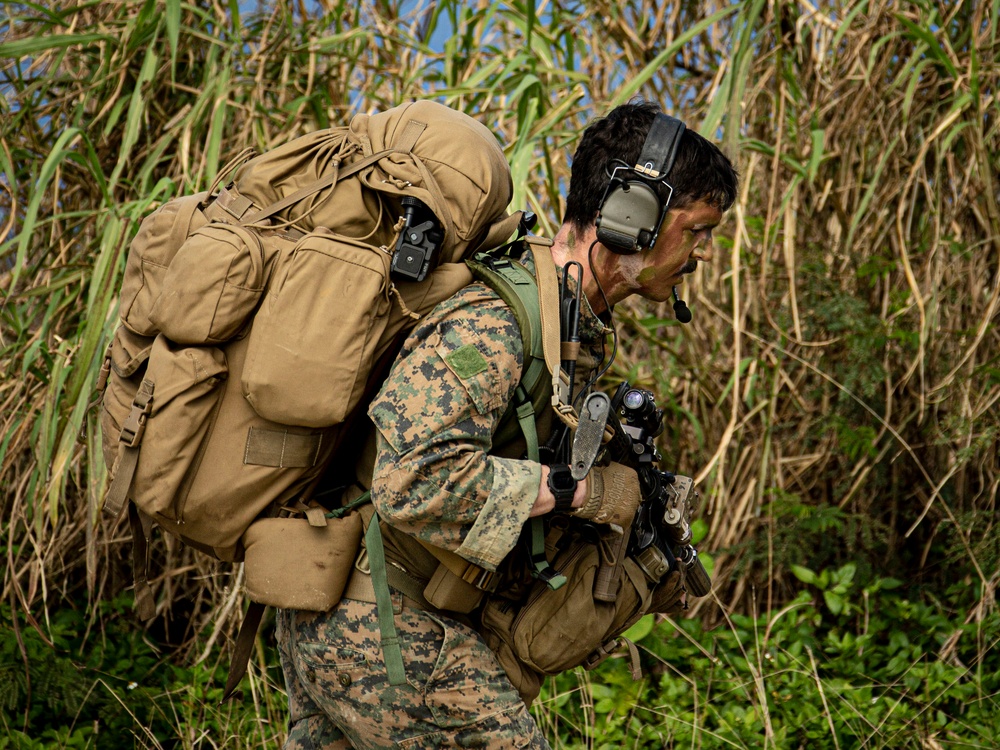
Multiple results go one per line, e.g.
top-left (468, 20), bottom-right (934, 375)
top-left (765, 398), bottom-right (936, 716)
top-left (234, 120), bottom-right (428, 226)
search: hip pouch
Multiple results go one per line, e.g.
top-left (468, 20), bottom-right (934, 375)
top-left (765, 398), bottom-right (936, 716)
top-left (243, 507), bottom-right (363, 612)
top-left (483, 526), bottom-right (654, 677)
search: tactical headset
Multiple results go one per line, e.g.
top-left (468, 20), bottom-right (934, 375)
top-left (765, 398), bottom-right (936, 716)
top-left (595, 113), bottom-right (686, 255)
top-left (594, 113), bottom-right (693, 323)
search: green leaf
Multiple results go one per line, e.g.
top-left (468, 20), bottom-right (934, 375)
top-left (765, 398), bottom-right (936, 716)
top-left (791, 565), bottom-right (818, 585)
top-left (690, 518), bottom-right (708, 545)
top-left (824, 590), bottom-right (844, 615)
top-left (895, 14), bottom-right (958, 79)
top-left (623, 614), bottom-right (655, 643)
top-left (165, 0), bottom-right (181, 73)
top-left (699, 552), bottom-right (714, 580)
top-left (12, 126), bottom-right (83, 288)
top-left (0, 33), bottom-right (115, 58)
top-left (836, 563), bottom-right (857, 587)
top-left (806, 128), bottom-right (824, 182)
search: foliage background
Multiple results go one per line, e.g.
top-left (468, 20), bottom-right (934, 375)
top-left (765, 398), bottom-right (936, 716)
top-left (1, 0), bottom-right (998, 747)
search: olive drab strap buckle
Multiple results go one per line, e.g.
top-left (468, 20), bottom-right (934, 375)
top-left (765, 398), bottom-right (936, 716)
top-left (582, 636), bottom-right (642, 679)
top-left (120, 382), bottom-right (154, 448)
top-left (103, 379), bottom-right (155, 520)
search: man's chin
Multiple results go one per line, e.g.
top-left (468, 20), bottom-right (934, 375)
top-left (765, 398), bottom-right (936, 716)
top-left (638, 274), bottom-right (685, 302)
top-left (645, 287), bottom-right (676, 304)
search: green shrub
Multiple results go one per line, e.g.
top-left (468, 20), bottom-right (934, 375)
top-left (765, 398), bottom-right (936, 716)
top-left (536, 570), bottom-right (1000, 749)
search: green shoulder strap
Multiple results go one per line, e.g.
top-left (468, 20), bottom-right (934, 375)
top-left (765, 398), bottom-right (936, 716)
top-left (362, 247), bottom-right (567, 691)
top-left (466, 248), bottom-right (552, 447)
top-left (467, 246), bottom-right (566, 590)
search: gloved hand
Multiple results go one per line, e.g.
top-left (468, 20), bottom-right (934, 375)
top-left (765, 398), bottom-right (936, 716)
top-left (572, 462), bottom-right (642, 527)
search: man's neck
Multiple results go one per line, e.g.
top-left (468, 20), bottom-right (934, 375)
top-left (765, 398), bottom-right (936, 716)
top-left (550, 222), bottom-right (616, 315)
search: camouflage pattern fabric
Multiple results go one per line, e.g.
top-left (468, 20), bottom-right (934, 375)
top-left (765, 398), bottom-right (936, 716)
top-left (367, 274), bottom-right (607, 572)
top-left (368, 282), bottom-right (536, 571)
top-left (277, 597), bottom-right (549, 749)
top-left (277, 258), bottom-right (608, 746)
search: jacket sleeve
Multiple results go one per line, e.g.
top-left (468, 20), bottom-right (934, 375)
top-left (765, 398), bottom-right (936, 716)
top-left (367, 284), bottom-right (540, 571)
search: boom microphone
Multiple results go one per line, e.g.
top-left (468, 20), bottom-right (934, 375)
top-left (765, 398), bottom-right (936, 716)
top-left (672, 286), bottom-right (692, 324)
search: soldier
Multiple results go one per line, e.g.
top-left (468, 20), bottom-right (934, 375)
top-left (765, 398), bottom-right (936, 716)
top-left (276, 101), bottom-right (738, 749)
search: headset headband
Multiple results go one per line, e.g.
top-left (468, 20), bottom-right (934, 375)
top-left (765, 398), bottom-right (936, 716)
top-left (634, 114), bottom-right (685, 181)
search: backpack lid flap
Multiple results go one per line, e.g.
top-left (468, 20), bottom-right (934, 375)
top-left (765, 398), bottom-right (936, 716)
top-left (352, 100), bottom-right (514, 261)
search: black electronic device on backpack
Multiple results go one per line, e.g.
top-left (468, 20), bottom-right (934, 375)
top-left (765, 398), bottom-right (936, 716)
top-left (390, 197), bottom-right (444, 282)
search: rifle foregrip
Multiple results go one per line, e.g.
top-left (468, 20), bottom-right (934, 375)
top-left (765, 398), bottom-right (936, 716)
top-left (685, 553), bottom-right (712, 598)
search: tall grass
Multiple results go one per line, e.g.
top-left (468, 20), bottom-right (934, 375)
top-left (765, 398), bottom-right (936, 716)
top-left (1, 0), bottom-right (998, 746)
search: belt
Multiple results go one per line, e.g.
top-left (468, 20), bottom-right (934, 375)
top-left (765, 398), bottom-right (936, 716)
top-left (342, 555), bottom-right (432, 612)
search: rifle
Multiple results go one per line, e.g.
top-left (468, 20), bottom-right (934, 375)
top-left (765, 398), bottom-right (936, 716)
top-left (576, 384), bottom-right (712, 600)
top-left (547, 268), bottom-right (710, 600)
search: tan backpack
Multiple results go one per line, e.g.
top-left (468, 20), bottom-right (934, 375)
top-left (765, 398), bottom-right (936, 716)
top-left (99, 101), bottom-right (519, 619)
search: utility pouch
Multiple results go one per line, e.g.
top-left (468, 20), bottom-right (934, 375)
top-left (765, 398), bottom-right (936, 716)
top-left (423, 563), bottom-right (485, 614)
top-left (242, 229), bottom-right (393, 428)
top-left (484, 530), bottom-right (654, 677)
top-left (479, 598), bottom-right (544, 707)
top-left (149, 223), bottom-right (270, 344)
top-left (243, 510), bottom-right (363, 611)
top-left (118, 192), bottom-right (211, 336)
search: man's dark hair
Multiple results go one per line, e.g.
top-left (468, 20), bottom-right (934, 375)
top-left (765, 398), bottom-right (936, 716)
top-left (563, 101), bottom-right (738, 230)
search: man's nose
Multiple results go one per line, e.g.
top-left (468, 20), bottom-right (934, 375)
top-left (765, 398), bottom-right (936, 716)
top-left (693, 242), bottom-right (713, 262)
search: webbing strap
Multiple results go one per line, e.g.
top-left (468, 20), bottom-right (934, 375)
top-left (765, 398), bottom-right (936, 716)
top-left (514, 384), bottom-right (567, 590)
top-left (127, 503), bottom-right (156, 621)
top-left (104, 447), bottom-right (137, 519)
top-left (243, 151), bottom-right (383, 225)
top-left (515, 385), bottom-right (539, 462)
top-left (394, 119), bottom-right (426, 153)
top-left (325, 490), bottom-right (374, 519)
top-left (244, 427), bottom-right (324, 468)
top-left (364, 511), bottom-right (407, 686)
top-left (525, 242), bottom-right (570, 408)
top-left (527, 516), bottom-right (565, 589)
top-left (103, 379), bottom-right (154, 519)
top-left (245, 120), bottom-right (428, 226)
top-left (466, 252), bottom-right (551, 448)
top-left (222, 600), bottom-right (266, 703)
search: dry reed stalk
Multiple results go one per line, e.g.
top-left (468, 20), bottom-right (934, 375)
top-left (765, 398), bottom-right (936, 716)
top-left (0, 2), bottom-right (996, 703)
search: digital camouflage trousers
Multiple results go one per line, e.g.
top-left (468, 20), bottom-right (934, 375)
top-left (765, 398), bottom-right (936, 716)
top-left (276, 591), bottom-right (550, 749)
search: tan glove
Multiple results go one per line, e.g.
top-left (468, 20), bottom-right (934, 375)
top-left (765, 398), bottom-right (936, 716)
top-left (572, 462), bottom-right (642, 527)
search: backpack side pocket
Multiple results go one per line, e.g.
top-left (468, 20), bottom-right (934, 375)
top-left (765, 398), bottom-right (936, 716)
top-left (149, 223), bottom-right (269, 344)
top-left (119, 192), bottom-right (210, 336)
top-left (242, 229), bottom-right (392, 428)
top-left (127, 336), bottom-right (229, 522)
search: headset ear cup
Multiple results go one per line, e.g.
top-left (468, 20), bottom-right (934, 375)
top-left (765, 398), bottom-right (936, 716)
top-left (595, 181), bottom-right (663, 254)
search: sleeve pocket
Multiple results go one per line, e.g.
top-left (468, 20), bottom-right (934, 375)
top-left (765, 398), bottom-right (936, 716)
top-left (435, 320), bottom-right (505, 415)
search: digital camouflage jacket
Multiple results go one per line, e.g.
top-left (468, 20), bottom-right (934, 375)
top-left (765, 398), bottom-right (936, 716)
top-left (367, 259), bottom-right (608, 576)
